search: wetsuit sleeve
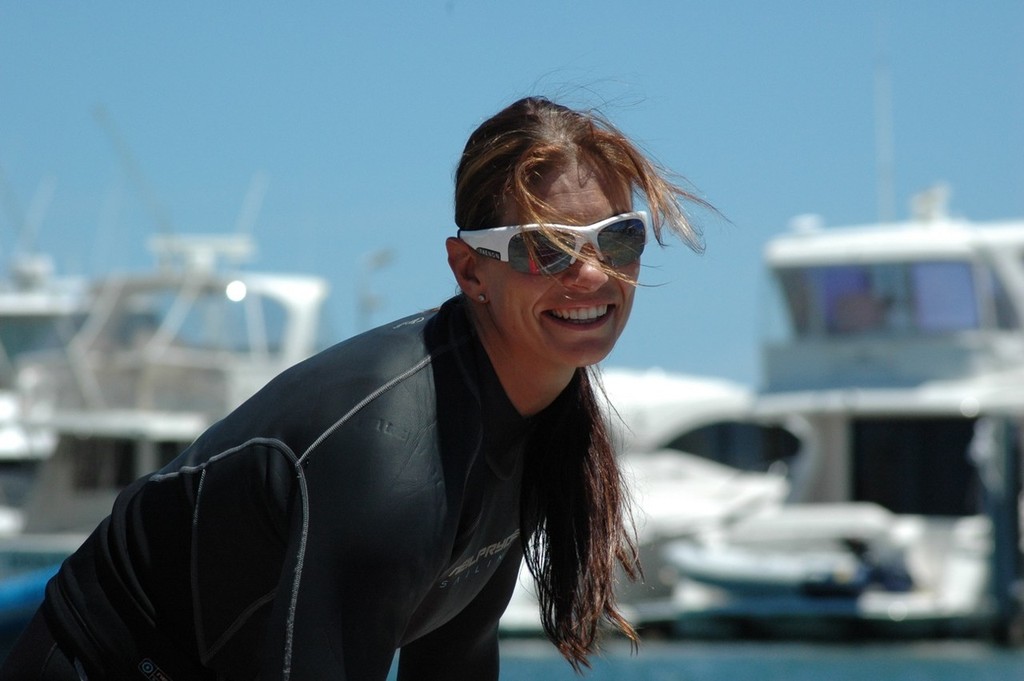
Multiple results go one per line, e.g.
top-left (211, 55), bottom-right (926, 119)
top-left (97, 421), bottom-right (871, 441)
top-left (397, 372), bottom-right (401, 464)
top-left (256, 470), bottom-right (414, 680)
top-left (396, 542), bottom-right (523, 681)
top-left (257, 409), bottom-right (448, 681)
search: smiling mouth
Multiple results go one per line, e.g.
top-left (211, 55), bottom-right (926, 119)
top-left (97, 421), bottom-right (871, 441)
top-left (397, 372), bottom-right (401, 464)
top-left (549, 304), bottom-right (609, 324)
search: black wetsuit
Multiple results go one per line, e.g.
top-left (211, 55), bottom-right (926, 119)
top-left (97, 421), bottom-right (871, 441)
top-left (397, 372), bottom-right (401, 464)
top-left (4, 296), bottom-right (546, 680)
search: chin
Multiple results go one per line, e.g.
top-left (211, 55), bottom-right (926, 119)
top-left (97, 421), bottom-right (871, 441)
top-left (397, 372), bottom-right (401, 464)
top-left (546, 333), bottom-right (623, 370)
top-left (568, 347), bottom-right (616, 369)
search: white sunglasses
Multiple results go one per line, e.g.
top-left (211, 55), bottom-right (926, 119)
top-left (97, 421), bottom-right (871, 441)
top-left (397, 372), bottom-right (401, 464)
top-left (457, 211), bottom-right (648, 275)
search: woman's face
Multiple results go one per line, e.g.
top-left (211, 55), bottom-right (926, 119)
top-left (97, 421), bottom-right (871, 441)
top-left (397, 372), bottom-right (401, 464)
top-left (452, 160), bottom-right (639, 401)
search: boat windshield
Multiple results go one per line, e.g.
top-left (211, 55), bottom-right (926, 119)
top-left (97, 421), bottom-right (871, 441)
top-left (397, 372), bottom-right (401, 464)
top-left (768, 260), bottom-right (1016, 339)
top-left (102, 282), bottom-right (288, 357)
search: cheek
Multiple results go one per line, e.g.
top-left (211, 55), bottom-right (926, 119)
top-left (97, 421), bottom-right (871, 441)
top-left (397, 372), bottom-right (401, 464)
top-left (616, 273), bottom-right (640, 318)
top-left (491, 274), bottom-right (549, 322)
top-left (620, 263), bottom-right (641, 298)
top-left (620, 289), bottom-right (637, 318)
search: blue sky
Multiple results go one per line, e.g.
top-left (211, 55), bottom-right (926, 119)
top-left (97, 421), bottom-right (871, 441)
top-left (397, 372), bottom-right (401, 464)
top-left (1, 2), bottom-right (1021, 387)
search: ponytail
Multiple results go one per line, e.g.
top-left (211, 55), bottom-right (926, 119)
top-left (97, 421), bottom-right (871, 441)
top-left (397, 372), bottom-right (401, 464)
top-left (520, 367), bottom-right (640, 671)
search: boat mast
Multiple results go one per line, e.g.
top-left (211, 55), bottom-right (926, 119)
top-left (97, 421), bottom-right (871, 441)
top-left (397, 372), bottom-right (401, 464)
top-left (874, 12), bottom-right (896, 223)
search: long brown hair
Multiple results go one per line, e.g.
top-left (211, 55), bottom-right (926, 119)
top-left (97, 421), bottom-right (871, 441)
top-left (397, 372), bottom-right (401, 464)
top-left (454, 96), bottom-right (707, 670)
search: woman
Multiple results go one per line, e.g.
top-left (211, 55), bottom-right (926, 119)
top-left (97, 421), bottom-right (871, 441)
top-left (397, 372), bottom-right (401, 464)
top-left (1, 96), bottom-right (704, 680)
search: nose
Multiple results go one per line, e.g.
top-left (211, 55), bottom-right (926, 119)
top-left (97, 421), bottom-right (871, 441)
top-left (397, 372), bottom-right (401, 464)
top-left (560, 253), bottom-right (609, 291)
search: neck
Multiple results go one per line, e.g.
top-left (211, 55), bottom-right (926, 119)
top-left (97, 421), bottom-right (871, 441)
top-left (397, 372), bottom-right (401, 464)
top-left (496, 361), bottom-right (575, 417)
top-left (471, 322), bottom-right (575, 418)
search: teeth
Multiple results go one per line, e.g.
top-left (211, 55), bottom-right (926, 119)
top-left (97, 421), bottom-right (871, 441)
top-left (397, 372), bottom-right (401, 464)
top-left (552, 304), bottom-right (608, 321)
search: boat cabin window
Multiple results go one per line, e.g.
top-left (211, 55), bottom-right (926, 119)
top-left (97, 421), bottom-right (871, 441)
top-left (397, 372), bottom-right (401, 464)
top-left (663, 420), bottom-right (801, 474)
top-left (106, 286), bottom-right (288, 357)
top-left (772, 260), bottom-right (1003, 338)
top-left (852, 417), bottom-right (981, 516)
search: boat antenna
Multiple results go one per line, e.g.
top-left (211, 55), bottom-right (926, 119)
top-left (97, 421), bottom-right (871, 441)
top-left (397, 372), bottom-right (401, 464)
top-left (874, 11), bottom-right (896, 223)
top-left (93, 104), bottom-right (175, 238)
top-left (233, 170), bottom-right (269, 237)
top-left (0, 162), bottom-right (58, 288)
top-left (0, 163), bottom-right (24, 250)
top-left (19, 174), bottom-right (56, 257)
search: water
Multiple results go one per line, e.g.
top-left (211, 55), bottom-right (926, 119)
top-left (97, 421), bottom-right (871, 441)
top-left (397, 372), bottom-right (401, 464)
top-left (1, 635), bottom-right (1018, 679)
top-left (490, 640), bottom-right (1024, 680)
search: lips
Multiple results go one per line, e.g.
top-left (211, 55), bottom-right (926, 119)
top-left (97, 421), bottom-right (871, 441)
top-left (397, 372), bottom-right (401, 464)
top-left (549, 304), bottom-right (609, 323)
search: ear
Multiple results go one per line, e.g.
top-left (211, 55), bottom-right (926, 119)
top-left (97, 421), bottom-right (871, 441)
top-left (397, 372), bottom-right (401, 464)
top-left (446, 237), bottom-right (486, 298)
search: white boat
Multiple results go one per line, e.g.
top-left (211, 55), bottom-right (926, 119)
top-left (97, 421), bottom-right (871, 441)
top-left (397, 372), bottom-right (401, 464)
top-left (11, 233), bottom-right (328, 535)
top-left (0, 173), bottom-right (88, 467)
top-left (661, 188), bottom-right (1024, 639)
top-left (0, 254), bottom-right (88, 524)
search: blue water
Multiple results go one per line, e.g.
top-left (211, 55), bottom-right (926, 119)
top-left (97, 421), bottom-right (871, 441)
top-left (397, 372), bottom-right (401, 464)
top-left (490, 640), bottom-right (1023, 680)
top-left (1, 635), bottom-right (1019, 679)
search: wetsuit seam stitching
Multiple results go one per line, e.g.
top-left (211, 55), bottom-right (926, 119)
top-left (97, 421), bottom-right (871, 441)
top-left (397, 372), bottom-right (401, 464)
top-left (281, 451), bottom-right (308, 681)
top-left (145, 438), bottom-right (299, 673)
top-left (297, 355), bottom-right (434, 464)
top-left (147, 437), bottom-right (296, 481)
top-left (191, 468), bottom-right (208, 661)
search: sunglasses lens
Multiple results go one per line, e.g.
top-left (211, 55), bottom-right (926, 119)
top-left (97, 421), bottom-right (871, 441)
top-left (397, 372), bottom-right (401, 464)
top-left (597, 218), bottom-right (646, 266)
top-left (503, 216), bottom-right (646, 274)
top-left (508, 233), bottom-right (574, 274)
